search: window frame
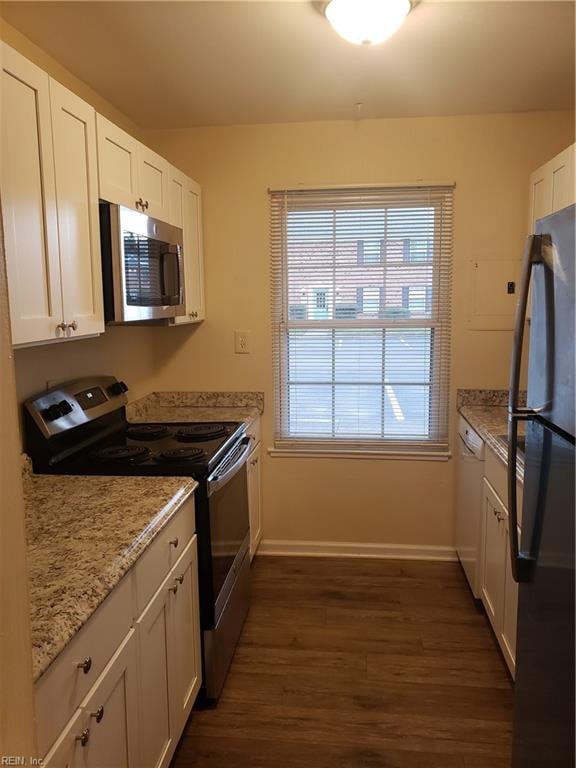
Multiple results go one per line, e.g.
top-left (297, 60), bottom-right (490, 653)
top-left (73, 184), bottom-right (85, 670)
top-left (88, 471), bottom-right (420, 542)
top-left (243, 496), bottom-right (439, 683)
top-left (270, 184), bottom-right (454, 458)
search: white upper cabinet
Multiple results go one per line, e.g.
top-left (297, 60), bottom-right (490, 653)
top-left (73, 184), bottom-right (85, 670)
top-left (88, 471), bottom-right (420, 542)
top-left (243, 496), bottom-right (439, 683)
top-left (95, 115), bottom-right (140, 211)
top-left (1, 43), bottom-right (104, 346)
top-left (529, 144), bottom-right (575, 233)
top-left (138, 145), bottom-right (170, 221)
top-left (1, 44), bottom-right (62, 346)
top-left (96, 115), bottom-right (170, 221)
top-left (50, 80), bottom-right (104, 338)
top-left (168, 167), bottom-right (205, 324)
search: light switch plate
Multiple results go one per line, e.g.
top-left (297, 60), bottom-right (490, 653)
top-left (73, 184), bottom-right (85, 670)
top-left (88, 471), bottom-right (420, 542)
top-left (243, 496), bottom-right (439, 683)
top-left (234, 330), bottom-right (251, 354)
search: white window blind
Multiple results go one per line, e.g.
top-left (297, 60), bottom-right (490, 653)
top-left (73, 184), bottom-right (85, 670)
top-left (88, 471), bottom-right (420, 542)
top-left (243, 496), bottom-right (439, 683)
top-left (270, 185), bottom-right (454, 453)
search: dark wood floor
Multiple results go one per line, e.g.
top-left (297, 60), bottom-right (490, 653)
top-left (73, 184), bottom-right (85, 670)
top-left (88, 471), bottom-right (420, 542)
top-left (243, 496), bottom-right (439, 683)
top-left (172, 556), bottom-right (514, 768)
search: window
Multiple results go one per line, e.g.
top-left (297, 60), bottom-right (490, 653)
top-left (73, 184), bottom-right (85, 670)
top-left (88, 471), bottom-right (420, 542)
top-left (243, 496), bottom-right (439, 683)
top-left (270, 185), bottom-right (453, 453)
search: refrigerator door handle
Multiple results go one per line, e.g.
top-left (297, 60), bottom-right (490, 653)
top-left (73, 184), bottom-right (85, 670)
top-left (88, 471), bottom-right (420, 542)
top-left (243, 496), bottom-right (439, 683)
top-left (508, 234), bottom-right (544, 417)
top-left (508, 415), bottom-right (535, 582)
top-left (508, 234), bottom-right (545, 583)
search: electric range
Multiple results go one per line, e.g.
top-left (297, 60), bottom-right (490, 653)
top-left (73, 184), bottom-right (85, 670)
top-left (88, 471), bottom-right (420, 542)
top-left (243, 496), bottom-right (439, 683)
top-left (23, 376), bottom-right (252, 703)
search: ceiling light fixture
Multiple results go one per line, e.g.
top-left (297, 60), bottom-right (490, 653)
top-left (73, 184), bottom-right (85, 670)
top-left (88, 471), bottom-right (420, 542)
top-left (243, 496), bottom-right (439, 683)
top-left (324, 0), bottom-right (411, 46)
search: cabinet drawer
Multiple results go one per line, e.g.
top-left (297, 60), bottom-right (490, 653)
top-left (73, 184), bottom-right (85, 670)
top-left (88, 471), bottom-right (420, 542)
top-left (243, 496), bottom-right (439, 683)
top-left (133, 496), bottom-right (195, 617)
top-left (35, 573), bottom-right (132, 757)
top-left (485, 447), bottom-right (523, 527)
top-left (246, 417), bottom-right (261, 450)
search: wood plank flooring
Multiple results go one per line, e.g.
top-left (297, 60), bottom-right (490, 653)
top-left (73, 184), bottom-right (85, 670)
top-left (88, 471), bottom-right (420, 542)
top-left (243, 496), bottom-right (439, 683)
top-left (171, 556), bottom-right (514, 768)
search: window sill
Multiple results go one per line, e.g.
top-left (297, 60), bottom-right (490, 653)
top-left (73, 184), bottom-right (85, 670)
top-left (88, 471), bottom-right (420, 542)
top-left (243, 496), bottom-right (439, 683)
top-left (268, 447), bottom-right (451, 461)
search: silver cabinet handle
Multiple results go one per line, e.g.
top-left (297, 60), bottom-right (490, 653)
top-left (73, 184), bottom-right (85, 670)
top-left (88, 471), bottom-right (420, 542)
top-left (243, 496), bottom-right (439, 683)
top-left (169, 537), bottom-right (179, 549)
top-left (136, 198), bottom-right (144, 210)
top-left (56, 322), bottom-right (67, 333)
top-left (90, 706), bottom-right (104, 723)
top-left (250, 457), bottom-right (259, 466)
top-left (169, 582), bottom-right (179, 594)
top-left (176, 574), bottom-right (184, 585)
top-left (77, 656), bottom-right (92, 674)
top-left (68, 320), bottom-right (78, 332)
top-left (143, 200), bottom-right (149, 210)
top-left (76, 729), bottom-right (90, 747)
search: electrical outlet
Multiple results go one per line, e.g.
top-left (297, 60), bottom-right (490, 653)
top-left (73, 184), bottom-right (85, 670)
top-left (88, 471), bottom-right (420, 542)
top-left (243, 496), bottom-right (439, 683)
top-left (234, 330), bottom-right (251, 354)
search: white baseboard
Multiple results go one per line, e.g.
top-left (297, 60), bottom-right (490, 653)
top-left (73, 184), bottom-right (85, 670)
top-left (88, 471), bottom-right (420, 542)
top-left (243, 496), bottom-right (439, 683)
top-left (257, 539), bottom-right (458, 562)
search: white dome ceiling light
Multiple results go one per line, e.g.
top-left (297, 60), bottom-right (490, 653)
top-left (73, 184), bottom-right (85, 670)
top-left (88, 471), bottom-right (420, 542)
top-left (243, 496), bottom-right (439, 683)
top-left (324, 0), bottom-right (412, 46)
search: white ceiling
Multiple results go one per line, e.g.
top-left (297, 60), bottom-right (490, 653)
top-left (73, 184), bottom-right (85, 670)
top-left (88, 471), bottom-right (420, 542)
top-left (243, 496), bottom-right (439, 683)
top-left (1, 1), bottom-right (574, 128)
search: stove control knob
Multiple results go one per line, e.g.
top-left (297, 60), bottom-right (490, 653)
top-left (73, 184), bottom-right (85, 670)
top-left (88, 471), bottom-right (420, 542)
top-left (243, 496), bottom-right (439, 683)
top-left (108, 381), bottom-right (129, 397)
top-left (58, 400), bottom-right (73, 416)
top-left (42, 404), bottom-right (64, 422)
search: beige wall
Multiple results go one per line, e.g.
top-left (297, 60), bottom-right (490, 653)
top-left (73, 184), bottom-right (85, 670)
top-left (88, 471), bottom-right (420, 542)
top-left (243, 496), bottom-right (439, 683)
top-left (142, 111), bottom-right (573, 548)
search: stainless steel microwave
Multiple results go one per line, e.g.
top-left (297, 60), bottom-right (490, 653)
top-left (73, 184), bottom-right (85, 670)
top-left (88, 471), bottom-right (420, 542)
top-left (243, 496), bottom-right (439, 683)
top-left (99, 202), bottom-right (185, 323)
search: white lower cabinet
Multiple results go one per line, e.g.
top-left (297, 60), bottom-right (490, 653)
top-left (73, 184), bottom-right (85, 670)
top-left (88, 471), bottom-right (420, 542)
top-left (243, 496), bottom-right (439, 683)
top-left (247, 441), bottom-right (263, 561)
top-left (136, 570), bottom-right (174, 768)
top-left (38, 500), bottom-right (202, 768)
top-left (480, 476), bottom-right (519, 676)
top-left (43, 630), bottom-right (138, 768)
top-left (137, 537), bottom-right (201, 768)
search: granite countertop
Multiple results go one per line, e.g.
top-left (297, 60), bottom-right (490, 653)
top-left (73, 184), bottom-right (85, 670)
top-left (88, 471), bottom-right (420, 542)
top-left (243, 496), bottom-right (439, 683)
top-left (127, 391), bottom-right (264, 427)
top-left (457, 390), bottom-right (525, 483)
top-left (24, 471), bottom-right (197, 681)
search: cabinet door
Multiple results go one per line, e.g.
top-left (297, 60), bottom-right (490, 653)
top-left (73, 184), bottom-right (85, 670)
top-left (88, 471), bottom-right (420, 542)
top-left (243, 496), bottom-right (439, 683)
top-left (136, 573), bottom-right (174, 768)
top-left (42, 709), bottom-right (84, 768)
top-left (167, 537), bottom-right (202, 737)
top-left (171, 176), bottom-right (205, 325)
top-left (50, 80), bottom-right (104, 338)
top-left (138, 144), bottom-right (170, 222)
top-left (96, 114), bottom-right (140, 210)
top-left (80, 629), bottom-right (139, 768)
top-left (168, 168), bottom-right (185, 229)
top-left (501, 520), bottom-right (519, 676)
top-left (549, 144), bottom-right (575, 214)
top-left (1, 43), bottom-right (62, 345)
top-left (480, 479), bottom-right (506, 632)
top-left (248, 442), bottom-right (263, 561)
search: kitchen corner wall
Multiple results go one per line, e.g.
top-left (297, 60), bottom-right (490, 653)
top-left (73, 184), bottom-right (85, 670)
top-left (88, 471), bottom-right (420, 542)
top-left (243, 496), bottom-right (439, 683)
top-left (142, 111), bottom-right (573, 549)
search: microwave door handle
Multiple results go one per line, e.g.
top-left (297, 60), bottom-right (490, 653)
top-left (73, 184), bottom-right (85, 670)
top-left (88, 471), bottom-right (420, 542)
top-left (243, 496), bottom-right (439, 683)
top-left (207, 438), bottom-right (251, 497)
top-left (161, 250), bottom-right (180, 304)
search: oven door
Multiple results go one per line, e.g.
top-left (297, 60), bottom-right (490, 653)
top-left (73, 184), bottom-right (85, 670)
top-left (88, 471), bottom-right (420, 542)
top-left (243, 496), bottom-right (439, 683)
top-left (104, 204), bottom-right (185, 322)
top-left (206, 436), bottom-right (251, 623)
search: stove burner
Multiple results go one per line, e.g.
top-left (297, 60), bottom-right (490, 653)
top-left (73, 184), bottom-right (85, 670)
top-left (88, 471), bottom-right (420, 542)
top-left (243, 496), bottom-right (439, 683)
top-left (93, 445), bottom-right (152, 464)
top-left (126, 424), bottom-right (171, 441)
top-left (159, 447), bottom-right (206, 463)
top-left (175, 424), bottom-right (228, 442)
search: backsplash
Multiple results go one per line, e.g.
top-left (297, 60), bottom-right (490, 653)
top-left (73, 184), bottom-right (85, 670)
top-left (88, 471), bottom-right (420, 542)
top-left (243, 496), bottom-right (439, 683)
top-left (457, 389), bottom-right (527, 408)
top-left (128, 391), bottom-right (265, 419)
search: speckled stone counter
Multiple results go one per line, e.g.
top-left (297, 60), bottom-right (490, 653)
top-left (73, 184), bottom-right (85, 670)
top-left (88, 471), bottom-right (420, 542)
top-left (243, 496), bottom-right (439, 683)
top-left (24, 472), bottom-right (197, 681)
top-left (127, 391), bottom-right (263, 427)
top-left (457, 390), bottom-right (525, 483)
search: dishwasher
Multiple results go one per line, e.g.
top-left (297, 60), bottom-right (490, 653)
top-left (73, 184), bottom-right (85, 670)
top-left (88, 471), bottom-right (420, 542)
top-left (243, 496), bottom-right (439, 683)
top-left (455, 416), bottom-right (485, 598)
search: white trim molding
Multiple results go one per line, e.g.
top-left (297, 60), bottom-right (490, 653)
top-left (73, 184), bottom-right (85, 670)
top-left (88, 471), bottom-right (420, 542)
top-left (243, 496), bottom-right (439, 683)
top-left (258, 540), bottom-right (458, 561)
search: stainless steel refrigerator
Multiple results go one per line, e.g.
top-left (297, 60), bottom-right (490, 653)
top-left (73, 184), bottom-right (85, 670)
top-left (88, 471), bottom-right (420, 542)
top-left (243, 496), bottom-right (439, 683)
top-left (508, 204), bottom-right (575, 767)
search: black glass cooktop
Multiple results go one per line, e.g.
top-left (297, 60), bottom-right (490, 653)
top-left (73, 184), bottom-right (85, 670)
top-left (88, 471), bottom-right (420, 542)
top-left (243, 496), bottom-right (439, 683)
top-left (60, 421), bottom-right (245, 477)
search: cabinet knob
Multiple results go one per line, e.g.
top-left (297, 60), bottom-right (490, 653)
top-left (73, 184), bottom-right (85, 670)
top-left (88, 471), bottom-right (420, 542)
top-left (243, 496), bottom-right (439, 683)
top-left (176, 574), bottom-right (184, 585)
top-left (91, 706), bottom-right (105, 724)
top-left (68, 320), bottom-right (78, 332)
top-left (169, 582), bottom-right (179, 594)
top-left (77, 656), bottom-right (92, 674)
top-left (143, 200), bottom-right (149, 210)
top-left (136, 198), bottom-right (144, 210)
top-left (169, 537), bottom-right (179, 549)
top-left (76, 729), bottom-right (90, 747)
top-left (56, 322), bottom-right (67, 333)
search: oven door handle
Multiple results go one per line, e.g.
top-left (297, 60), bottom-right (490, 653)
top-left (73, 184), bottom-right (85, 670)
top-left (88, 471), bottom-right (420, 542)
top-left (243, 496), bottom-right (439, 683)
top-left (207, 437), bottom-right (251, 497)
